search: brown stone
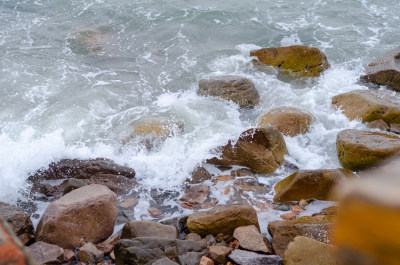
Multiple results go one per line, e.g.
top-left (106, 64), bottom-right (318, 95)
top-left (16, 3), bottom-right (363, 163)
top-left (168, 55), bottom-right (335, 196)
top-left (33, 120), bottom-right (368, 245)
top-left (268, 215), bottom-right (335, 257)
top-left (198, 75), bottom-right (260, 108)
top-left (215, 175), bottom-right (235, 182)
top-left (0, 203), bottom-right (34, 245)
top-left (77, 242), bottom-right (104, 264)
top-left (360, 46), bottom-right (400, 91)
top-left (291, 206), bottom-right (303, 215)
top-left (337, 129), bottom-right (400, 171)
top-left (35, 184), bottom-right (117, 249)
top-left (299, 199), bottom-right (309, 207)
top-left (188, 167), bottom-right (213, 184)
top-left (332, 89), bottom-right (400, 125)
top-left (97, 234), bottom-right (119, 254)
top-left (233, 225), bottom-right (271, 253)
top-left (148, 207), bottom-right (163, 218)
top-left (199, 256), bottom-right (214, 265)
top-left (208, 126), bottom-right (288, 174)
top-left (390, 123), bottom-right (400, 134)
top-left (132, 119), bottom-right (184, 138)
top-left (368, 119), bottom-right (389, 131)
top-left (231, 168), bottom-right (255, 177)
top-left (29, 241), bottom-right (64, 265)
top-left (250, 45), bottom-right (330, 77)
top-left (280, 212), bottom-right (296, 221)
top-left (119, 198), bottom-right (139, 208)
top-left (273, 168), bottom-right (357, 202)
top-left (207, 246), bottom-right (232, 264)
top-left (185, 233), bottom-right (202, 241)
top-left (179, 185), bottom-right (210, 204)
top-left (256, 107), bottom-right (315, 137)
top-left (121, 220), bottom-right (178, 240)
top-left (64, 249), bottom-right (75, 262)
top-left (187, 204), bottom-right (259, 237)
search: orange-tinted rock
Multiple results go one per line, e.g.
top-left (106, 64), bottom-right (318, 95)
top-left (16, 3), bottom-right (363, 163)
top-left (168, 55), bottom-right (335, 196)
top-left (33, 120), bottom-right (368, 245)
top-left (29, 241), bottom-right (64, 265)
top-left (199, 256), bottom-right (214, 265)
top-left (280, 212), bottom-right (296, 221)
top-left (0, 203), bottom-right (34, 245)
top-left (207, 246), bottom-right (232, 264)
top-left (233, 225), bottom-right (271, 253)
top-left (179, 185), bottom-right (210, 204)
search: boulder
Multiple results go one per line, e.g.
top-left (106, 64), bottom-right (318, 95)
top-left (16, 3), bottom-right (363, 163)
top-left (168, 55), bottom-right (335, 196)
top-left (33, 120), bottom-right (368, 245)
top-left (273, 168), bottom-right (357, 202)
top-left (207, 246), bottom-right (232, 264)
top-left (283, 236), bottom-right (338, 265)
top-left (114, 238), bottom-right (206, 265)
top-left (28, 158), bottom-right (136, 199)
top-left (360, 46), bottom-right (400, 91)
top-left (198, 75), bottom-right (260, 108)
top-left (121, 221), bottom-right (178, 240)
top-left (256, 107), bottom-right (315, 137)
top-left (0, 203), bottom-right (35, 245)
top-left (233, 225), bottom-right (271, 253)
top-left (250, 45), bottom-right (329, 77)
top-left (268, 215), bottom-right (335, 257)
top-left (332, 89), bottom-right (400, 125)
top-left (228, 249), bottom-right (283, 265)
top-left (337, 129), bottom-right (400, 171)
top-left (208, 126), bottom-right (288, 174)
top-left (35, 184), bottom-right (117, 249)
top-left (187, 204), bottom-right (259, 237)
top-left (29, 241), bottom-right (64, 265)
top-left (78, 242), bottom-right (104, 264)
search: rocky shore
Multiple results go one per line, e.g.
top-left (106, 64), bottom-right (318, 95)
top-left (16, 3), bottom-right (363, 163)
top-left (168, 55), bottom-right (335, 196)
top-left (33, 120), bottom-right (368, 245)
top-left (1, 44), bottom-right (400, 265)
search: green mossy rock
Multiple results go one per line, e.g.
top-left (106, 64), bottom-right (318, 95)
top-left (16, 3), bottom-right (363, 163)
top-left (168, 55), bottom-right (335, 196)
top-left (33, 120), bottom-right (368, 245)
top-left (250, 45), bottom-right (330, 77)
top-left (273, 169), bottom-right (357, 202)
top-left (337, 129), bottom-right (400, 171)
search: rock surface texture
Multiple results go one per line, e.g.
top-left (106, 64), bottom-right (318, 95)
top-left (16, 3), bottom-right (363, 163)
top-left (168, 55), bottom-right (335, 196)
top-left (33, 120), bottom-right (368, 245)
top-left (208, 126), bottom-right (288, 174)
top-left (256, 107), bottom-right (315, 137)
top-left (198, 75), bottom-right (260, 108)
top-left (29, 241), bottom-right (64, 265)
top-left (187, 204), bottom-right (259, 237)
top-left (273, 168), bottom-right (357, 202)
top-left (332, 89), bottom-right (400, 125)
top-left (228, 249), bottom-right (283, 265)
top-left (35, 184), bottom-right (117, 249)
top-left (233, 225), bottom-right (271, 253)
top-left (121, 220), bottom-right (178, 240)
top-left (250, 45), bottom-right (330, 77)
top-left (0, 203), bottom-right (35, 245)
top-left (337, 129), bottom-right (400, 171)
top-left (361, 46), bottom-right (400, 91)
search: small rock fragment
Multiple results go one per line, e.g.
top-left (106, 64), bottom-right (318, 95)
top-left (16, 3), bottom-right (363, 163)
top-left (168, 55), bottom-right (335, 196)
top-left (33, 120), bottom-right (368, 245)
top-left (78, 242), bottom-right (104, 264)
top-left (207, 245), bottom-right (232, 264)
top-left (29, 241), bottom-right (64, 265)
top-left (199, 256), bottom-right (214, 265)
top-left (280, 212), bottom-right (297, 221)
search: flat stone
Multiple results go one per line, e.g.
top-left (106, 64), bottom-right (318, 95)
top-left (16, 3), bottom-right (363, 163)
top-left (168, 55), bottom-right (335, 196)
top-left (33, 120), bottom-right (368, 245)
top-left (179, 185), bottom-right (210, 204)
top-left (229, 249), bottom-right (283, 265)
top-left (207, 246), bottom-right (232, 264)
top-left (77, 242), bottom-right (104, 264)
top-left (29, 241), bottom-right (64, 265)
top-left (233, 225), bottom-right (271, 253)
top-left (188, 167), bottom-right (213, 184)
top-left (63, 178), bottom-right (87, 195)
top-left (280, 212), bottom-right (296, 221)
top-left (368, 119), bottom-right (389, 131)
top-left (153, 258), bottom-right (179, 265)
top-left (121, 220), bottom-right (178, 240)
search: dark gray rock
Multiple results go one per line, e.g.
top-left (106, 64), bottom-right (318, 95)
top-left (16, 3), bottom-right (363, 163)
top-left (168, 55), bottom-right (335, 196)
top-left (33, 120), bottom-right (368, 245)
top-left (63, 178), bottom-right (87, 195)
top-left (153, 258), bottom-right (179, 265)
top-left (228, 249), bottom-right (283, 265)
top-left (114, 237), bottom-right (207, 265)
top-left (178, 251), bottom-right (206, 265)
top-left (121, 221), bottom-right (178, 240)
top-left (29, 241), bottom-right (64, 265)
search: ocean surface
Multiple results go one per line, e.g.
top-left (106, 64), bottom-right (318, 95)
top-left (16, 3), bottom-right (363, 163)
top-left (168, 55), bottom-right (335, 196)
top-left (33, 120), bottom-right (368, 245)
top-left (1, 0), bottom-right (399, 229)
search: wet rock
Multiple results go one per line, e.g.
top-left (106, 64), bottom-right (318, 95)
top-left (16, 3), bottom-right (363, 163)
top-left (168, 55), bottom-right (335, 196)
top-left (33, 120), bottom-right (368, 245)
top-left (0, 218), bottom-right (37, 265)
top-left (67, 28), bottom-right (111, 54)
top-left (231, 168), bottom-right (255, 177)
top-left (153, 258), bottom-right (179, 265)
top-left (390, 123), bottom-right (400, 134)
top-left (28, 158), bottom-right (136, 199)
top-left (368, 119), bottom-right (389, 131)
top-left (63, 178), bottom-right (86, 195)
top-left (160, 216), bottom-right (189, 239)
top-left (256, 107), bottom-right (315, 137)
top-left (29, 241), bottom-right (64, 265)
top-left (284, 236), bottom-right (338, 265)
top-left (119, 197), bottom-right (139, 209)
top-left (273, 168), bottom-right (357, 202)
top-left (337, 129), bottom-right (400, 171)
top-left (280, 212), bottom-right (296, 221)
top-left (188, 167), bottom-right (213, 184)
top-left (332, 89), bottom-right (400, 125)
top-left (114, 238), bottom-right (206, 265)
top-left (78, 242), bottom-right (104, 264)
top-left (131, 119), bottom-right (184, 139)
top-left (208, 126), bottom-right (288, 174)
top-left (250, 45), bottom-right (329, 77)
top-left (121, 220), bottom-right (178, 240)
top-left (199, 256), bottom-right (214, 265)
top-left (97, 234), bottom-right (120, 254)
top-left (228, 249), bottom-right (283, 265)
top-left (178, 251), bottom-right (205, 265)
top-left (148, 207), bottom-right (163, 218)
top-left (187, 204), bottom-right (259, 237)
top-left (180, 185), bottom-right (210, 204)
top-left (0, 202), bottom-right (35, 245)
top-left (207, 245), bottom-right (232, 264)
top-left (233, 225), bottom-right (271, 253)
top-left (299, 199), bottom-right (309, 207)
top-left (274, 204), bottom-right (290, 211)
top-left (198, 75), bottom-right (260, 108)
top-left (185, 233), bottom-right (202, 241)
top-left (268, 215), bottom-right (335, 257)
top-left (360, 46), bottom-right (400, 91)
top-left (35, 184), bottom-right (117, 249)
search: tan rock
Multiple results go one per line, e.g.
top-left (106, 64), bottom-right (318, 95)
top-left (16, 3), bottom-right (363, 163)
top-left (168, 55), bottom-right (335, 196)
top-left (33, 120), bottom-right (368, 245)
top-left (250, 45), bottom-right (330, 77)
top-left (299, 199), bottom-right (309, 207)
top-left (273, 168), bottom-right (357, 202)
top-left (207, 246), bottom-right (232, 264)
top-left (188, 167), bottom-right (213, 184)
top-left (187, 204), bottom-right (259, 237)
top-left (233, 225), bottom-right (271, 253)
top-left (284, 236), bottom-right (338, 265)
top-left (256, 107), bottom-right (315, 137)
top-left (77, 242), bottom-right (104, 264)
top-left (291, 206), bottom-right (303, 215)
top-left (199, 256), bottom-right (215, 265)
top-left (368, 119), bottom-right (389, 131)
top-left (280, 212), bottom-right (296, 221)
top-left (332, 89), bottom-right (400, 125)
top-left (35, 184), bottom-right (117, 249)
top-left (29, 241), bottom-right (64, 265)
top-left (215, 175), bottom-right (235, 182)
top-left (179, 185), bottom-right (210, 204)
top-left (132, 119), bottom-right (184, 138)
top-left (337, 129), bottom-right (400, 171)
top-left (119, 198), bottom-right (139, 208)
top-left (208, 126), bottom-right (288, 174)
top-left (390, 123), bottom-right (400, 134)
top-left (121, 220), bottom-right (178, 240)
top-left (185, 233), bottom-right (202, 241)
top-left (148, 207), bottom-right (163, 218)
top-left (198, 75), bottom-right (260, 108)
top-left (63, 249), bottom-right (75, 262)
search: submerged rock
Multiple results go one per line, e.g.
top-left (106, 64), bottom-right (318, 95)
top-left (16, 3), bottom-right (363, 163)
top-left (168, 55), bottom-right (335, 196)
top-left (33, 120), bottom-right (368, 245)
top-left (179, 185), bottom-right (210, 205)
top-left (273, 169), bottom-right (357, 202)
top-left (268, 215), bottom-right (335, 257)
top-left (29, 241), bottom-right (64, 265)
top-left (121, 220), bottom-right (178, 240)
top-left (256, 106), bottom-right (315, 137)
top-left (250, 45), bottom-right (330, 77)
top-left (198, 75), bottom-right (260, 108)
top-left (187, 204), bottom-right (259, 237)
top-left (360, 46), bottom-right (400, 91)
top-left (188, 167), bottom-right (213, 184)
top-left (35, 184), bottom-right (117, 249)
top-left (332, 89), bottom-right (400, 125)
top-left (67, 28), bottom-right (112, 54)
top-left (208, 126), bottom-right (288, 174)
top-left (0, 202), bottom-right (35, 245)
top-left (337, 129), bottom-right (400, 171)
top-left (228, 249), bottom-right (283, 265)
